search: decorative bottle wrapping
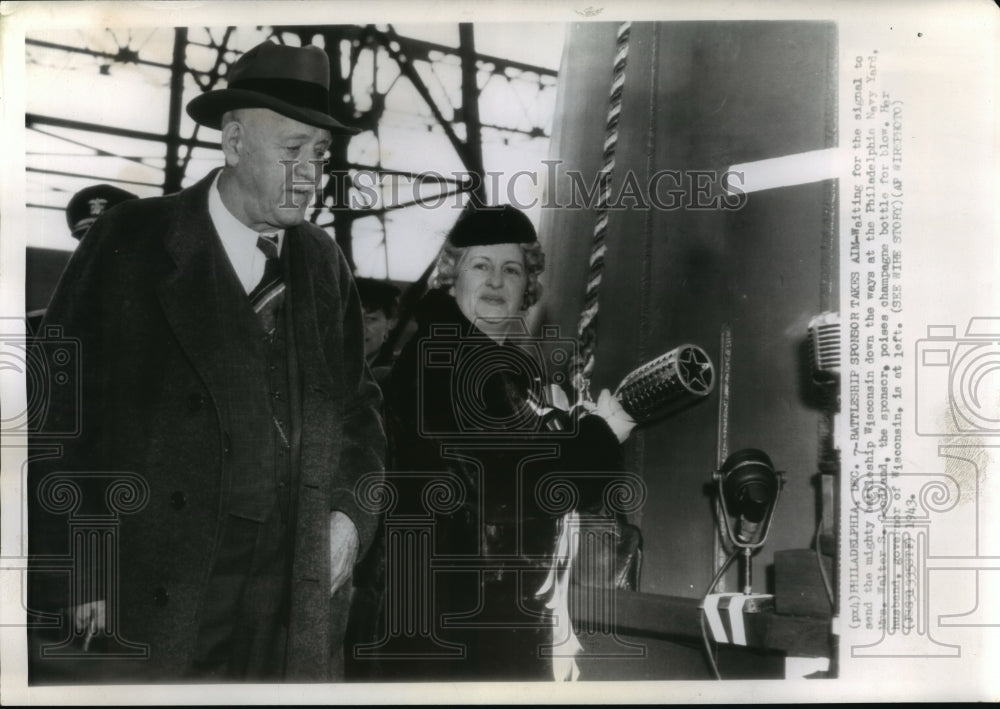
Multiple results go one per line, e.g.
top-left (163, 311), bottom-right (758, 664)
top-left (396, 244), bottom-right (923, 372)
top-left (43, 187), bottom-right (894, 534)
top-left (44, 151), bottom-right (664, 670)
top-left (614, 344), bottom-right (715, 425)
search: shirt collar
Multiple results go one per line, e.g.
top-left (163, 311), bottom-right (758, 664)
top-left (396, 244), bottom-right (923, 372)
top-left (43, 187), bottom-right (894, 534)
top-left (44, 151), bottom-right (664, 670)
top-left (208, 169), bottom-right (285, 250)
top-left (208, 169), bottom-right (285, 294)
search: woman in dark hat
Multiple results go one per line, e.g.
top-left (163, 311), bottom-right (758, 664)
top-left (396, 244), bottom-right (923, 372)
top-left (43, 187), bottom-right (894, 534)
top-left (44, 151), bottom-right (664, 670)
top-left (376, 204), bottom-right (635, 681)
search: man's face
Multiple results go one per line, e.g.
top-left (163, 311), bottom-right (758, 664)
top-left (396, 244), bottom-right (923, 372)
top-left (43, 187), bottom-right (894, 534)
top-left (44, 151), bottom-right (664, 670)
top-left (221, 109), bottom-right (331, 231)
top-left (362, 307), bottom-right (391, 357)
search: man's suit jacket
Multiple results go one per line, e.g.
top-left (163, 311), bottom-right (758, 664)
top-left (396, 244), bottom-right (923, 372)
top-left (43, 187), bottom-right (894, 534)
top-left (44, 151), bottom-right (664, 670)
top-left (28, 169), bottom-right (386, 681)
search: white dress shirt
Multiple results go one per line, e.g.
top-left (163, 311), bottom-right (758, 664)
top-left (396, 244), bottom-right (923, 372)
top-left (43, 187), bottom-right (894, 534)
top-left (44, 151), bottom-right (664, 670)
top-left (207, 170), bottom-right (284, 294)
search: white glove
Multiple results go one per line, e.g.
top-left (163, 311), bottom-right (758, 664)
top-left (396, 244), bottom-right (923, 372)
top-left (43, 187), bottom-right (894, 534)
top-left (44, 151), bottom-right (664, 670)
top-left (593, 388), bottom-right (637, 443)
top-left (329, 511), bottom-right (359, 596)
top-left (70, 599), bottom-right (105, 651)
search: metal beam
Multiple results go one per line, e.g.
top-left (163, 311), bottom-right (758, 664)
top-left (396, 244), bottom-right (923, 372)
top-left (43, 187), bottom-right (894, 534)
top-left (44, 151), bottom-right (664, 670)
top-left (27, 167), bottom-right (162, 188)
top-left (180, 28), bottom-right (234, 179)
top-left (478, 122), bottom-right (549, 138)
top-left (25, 38), bottom-right (214, 78)
top-left (458, 23), bottom-right (485, 202)
top-left (163, 28), bottom-right (188, 193)
top-left (381, 31), bottom-right (558, 79)
top-left (377, 26), bottom-right (473, 175)
top-left (28, 125), bottom-right (165, 171)
top-left (345, 165), bottom-right (468, 184)
top-left (314, 184), bottom-right (473, 224)
top-left (26, 113), bottom-right (220, 152)
top-left (357, 182), bottom-right (473, 216)
top-left (275, 24), bottom-right (558, 79)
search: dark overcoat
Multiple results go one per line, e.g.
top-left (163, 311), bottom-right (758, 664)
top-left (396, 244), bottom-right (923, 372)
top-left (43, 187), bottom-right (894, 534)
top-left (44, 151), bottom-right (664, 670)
top-left (378, 289), bottom-right (624, 680)
top-left (28, 169), bottom-right (386, 681)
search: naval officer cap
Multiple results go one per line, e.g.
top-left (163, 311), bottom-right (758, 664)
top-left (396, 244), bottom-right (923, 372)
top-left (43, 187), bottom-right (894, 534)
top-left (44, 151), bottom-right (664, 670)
top-left (66, 184), bottom-right (139, 240)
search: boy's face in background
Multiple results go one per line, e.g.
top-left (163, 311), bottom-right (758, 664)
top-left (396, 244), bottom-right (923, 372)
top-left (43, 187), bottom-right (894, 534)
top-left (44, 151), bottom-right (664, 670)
top-left (362, 305), bottom-right (391, 358)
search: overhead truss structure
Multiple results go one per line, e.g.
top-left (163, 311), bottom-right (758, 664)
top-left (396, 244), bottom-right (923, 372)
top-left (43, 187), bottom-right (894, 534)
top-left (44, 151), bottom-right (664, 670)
top-left (25, 24), bottom-right (559, 274)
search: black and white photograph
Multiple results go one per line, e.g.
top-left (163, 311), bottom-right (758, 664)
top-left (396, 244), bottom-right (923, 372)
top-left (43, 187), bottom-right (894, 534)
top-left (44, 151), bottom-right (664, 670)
top-left (1, 0), bottom-right (997, 704)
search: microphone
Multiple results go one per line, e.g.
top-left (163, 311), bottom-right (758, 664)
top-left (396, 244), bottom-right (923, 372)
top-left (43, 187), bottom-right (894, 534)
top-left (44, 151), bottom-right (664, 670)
top-left (717, 449), bottom-right (781, 546)
top-left (613, 344), bottom-right (715, 425)
top-left (807, 311), bottom-right (840, 386)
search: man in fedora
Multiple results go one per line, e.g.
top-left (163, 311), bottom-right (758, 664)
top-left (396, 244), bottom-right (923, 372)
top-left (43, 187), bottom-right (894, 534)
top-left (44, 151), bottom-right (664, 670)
top-left (28, 40), bottom-right (385, 682)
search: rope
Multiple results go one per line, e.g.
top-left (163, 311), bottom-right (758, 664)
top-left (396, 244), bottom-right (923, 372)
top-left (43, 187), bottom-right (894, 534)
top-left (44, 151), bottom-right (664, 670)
top-left (572, 21), bottom-right (632, 403)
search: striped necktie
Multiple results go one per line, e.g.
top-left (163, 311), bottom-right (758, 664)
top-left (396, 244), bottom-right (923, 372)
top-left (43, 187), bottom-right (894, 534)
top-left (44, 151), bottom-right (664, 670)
top-left (249, 233), bottom-right (285, 335)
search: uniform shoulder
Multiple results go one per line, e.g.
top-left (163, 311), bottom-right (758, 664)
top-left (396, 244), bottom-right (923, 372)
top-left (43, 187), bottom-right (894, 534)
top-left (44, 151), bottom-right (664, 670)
top-left (103, 193), bottom-right (177, 224)
top-left (78, 193), bottom-right (180, 257)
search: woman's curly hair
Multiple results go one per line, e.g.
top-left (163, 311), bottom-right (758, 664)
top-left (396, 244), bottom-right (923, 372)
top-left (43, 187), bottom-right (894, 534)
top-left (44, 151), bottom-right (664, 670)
top-left (430, 240), bottom-right (545, 310)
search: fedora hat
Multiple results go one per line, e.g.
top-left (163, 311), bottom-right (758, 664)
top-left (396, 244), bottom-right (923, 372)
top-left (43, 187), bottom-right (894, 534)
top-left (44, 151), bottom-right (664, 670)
top-left (186, 40), bottom-right (359, 134)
